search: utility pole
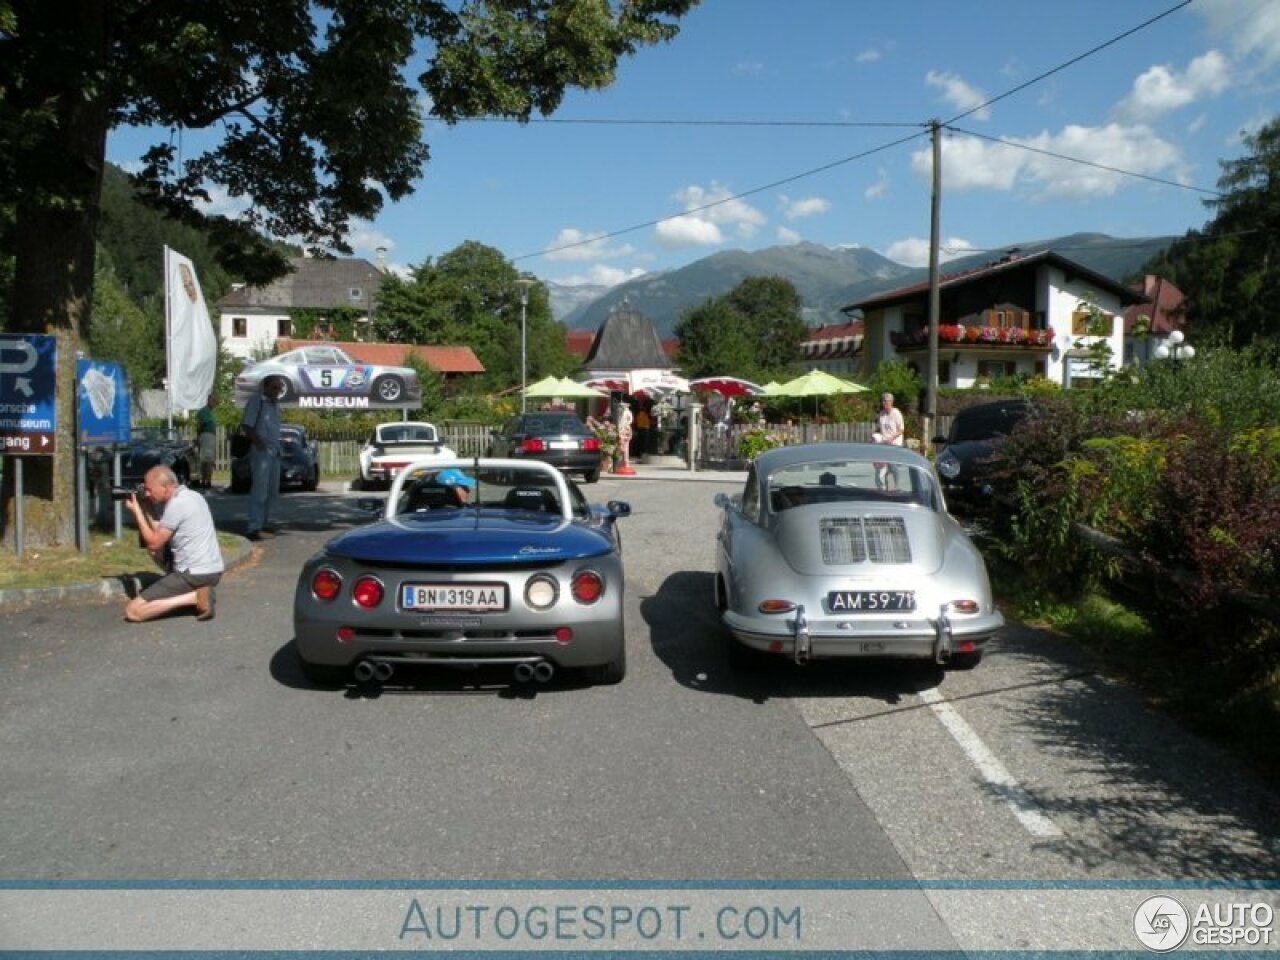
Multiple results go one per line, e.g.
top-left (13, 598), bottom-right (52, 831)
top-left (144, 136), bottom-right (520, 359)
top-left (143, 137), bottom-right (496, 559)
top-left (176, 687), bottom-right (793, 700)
top-left (924, 119), bottom-right (942, 454)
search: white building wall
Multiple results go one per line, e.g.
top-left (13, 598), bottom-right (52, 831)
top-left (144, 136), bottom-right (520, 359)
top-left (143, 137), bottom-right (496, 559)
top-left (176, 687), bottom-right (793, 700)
top-left (1040, 266), bottom-right (1126, 387)
top-left (219, 311), bottom-right (289, 361)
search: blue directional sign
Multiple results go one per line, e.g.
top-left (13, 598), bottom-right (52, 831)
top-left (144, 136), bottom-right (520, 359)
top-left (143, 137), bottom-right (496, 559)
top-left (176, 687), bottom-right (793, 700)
top-left (77, 358), bottom-right (131, 446)
top-left (0, 334), bottom-right (57, 455)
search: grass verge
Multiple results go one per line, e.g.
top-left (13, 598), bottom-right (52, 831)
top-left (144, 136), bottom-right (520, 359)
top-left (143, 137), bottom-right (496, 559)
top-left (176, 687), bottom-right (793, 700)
top-left (0, 531), bottom-right (245, 591)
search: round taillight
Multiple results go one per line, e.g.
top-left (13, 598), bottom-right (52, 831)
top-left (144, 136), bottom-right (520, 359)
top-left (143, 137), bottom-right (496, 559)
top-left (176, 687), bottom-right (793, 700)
top-left (352, 575), bottom-right (384, 609)
top-left (758, 599), bottom-right (797, 614)
top-left (525, 574), bottom-right (559, 611)
top-left (571, 570), bottom-right (604, 604)
top-left (312, 568), bottom-right (342, 601)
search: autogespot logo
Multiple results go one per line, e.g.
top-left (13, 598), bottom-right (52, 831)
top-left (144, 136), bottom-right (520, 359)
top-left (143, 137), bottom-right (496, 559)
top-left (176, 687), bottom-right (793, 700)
top-left (1134, 895), bottom-right (1190, 952)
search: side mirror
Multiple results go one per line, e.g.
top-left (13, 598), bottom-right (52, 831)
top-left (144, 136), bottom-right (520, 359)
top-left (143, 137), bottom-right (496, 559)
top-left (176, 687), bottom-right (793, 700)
top-left (606, 500), bottom-right (632, 518)
top-left (932, 435), bottom-right (948, 446)
top-left (713, 492), bottom-right (729, 508)
top-left (356, 496), bottom-right (383, 514)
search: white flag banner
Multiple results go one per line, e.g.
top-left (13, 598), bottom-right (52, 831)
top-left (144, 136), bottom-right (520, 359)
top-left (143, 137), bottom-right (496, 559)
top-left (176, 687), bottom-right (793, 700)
top-left (164, 245), bottom-right (217, 411)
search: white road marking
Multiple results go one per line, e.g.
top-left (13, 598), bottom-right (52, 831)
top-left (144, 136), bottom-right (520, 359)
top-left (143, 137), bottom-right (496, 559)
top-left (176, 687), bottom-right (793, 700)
top-left (918, 686), bottom-right (1063, 838)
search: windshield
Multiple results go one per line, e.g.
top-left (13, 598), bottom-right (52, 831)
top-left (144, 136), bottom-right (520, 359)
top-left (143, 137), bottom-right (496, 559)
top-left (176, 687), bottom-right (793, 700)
top-left (951, 406), bottom-right (1027, 443)
top-left (378, 423), bottom-right (438, 444)
top-left (766, 458), bottom-right (941, 512)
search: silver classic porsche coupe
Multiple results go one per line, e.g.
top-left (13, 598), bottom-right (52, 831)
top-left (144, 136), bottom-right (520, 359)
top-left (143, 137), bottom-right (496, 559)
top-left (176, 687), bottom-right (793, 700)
top-left (713, 443), bottom-right (1002, 670)
top-left (293, 458), bottom-right (630, 688)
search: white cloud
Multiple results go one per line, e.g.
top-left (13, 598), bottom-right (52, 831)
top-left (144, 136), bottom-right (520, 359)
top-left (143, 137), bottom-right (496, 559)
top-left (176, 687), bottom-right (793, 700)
top-left (1111, 50), bottom-right (1231, 121)
top-left (864, 168), bottom-right (890, 200)
top-left (542, 228), bottom-right (635, 262)
top-left (776, 226), bottom-right (801, 244)
top-left (884, 236), bottom-right (971, 268)
top-left (654, 182), bottom-right (766, 247)
top-left (343, 221), bottom-right (395, 262)
top-left (557, 264), bottom-right (648, 287)
top-left (732, 60), bottom-right (765, 76)
top-left (654, 215), bottom-right (724, 248)
top-left (1196, 0), bottom-right (1280, 69)
top-left (912, 123), bottom-right (1184, 200)
top-left (856, 48), bottom-right (881, 63)
top-left (925, 70), bottom-right (990, 120)
top-left (778, 194), bottom-right (830, 220)
top-left (1187, 113), bottom-right (1209, 135)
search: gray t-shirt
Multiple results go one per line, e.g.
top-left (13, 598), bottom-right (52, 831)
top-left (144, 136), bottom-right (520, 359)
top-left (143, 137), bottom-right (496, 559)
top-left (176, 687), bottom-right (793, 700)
top-left (159, 486), bottom-right (225, 576)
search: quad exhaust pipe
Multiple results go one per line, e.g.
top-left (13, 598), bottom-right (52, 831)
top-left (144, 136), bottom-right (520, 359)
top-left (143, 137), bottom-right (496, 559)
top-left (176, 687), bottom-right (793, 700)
top-left (353, 659), bottom-right (395, 683)
top-left (514, 660), bottom-right (555, 684)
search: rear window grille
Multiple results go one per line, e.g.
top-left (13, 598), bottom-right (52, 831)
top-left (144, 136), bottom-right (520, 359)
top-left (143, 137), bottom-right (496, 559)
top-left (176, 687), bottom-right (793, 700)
top-left (819, 517), bottom-right (911, 564)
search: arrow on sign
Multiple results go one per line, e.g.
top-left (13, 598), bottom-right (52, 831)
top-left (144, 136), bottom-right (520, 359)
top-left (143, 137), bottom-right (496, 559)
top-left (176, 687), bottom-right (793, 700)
top-left (15, 377), bottom-right (32, 397)
top-left (0, 339), bottom-right (37, 375)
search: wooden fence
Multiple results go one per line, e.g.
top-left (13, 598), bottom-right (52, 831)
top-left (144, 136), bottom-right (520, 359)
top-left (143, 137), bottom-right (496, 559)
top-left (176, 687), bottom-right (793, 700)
top-left (188, 416), bottom-right (956, 479)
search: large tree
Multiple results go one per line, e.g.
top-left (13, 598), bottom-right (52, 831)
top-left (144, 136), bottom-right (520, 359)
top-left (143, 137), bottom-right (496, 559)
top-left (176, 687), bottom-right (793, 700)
top-left (374, 241), bottom-right (573, 391)
top-left (0, 0), bottom-right (697, 546)
top-left (1144, 117), bottom-right (1280, 348)
top-left (675, 275), bottom-right (807, 381)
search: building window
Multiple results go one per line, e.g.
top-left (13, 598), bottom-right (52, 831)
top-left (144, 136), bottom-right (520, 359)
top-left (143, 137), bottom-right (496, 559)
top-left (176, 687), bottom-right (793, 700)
top-left (1034, 360), bottom-right (1046, 377)
top-left (232, 317), bottom-right (247, 337)
top-left (939, 360), bottom-right (952, 384)
top-left (349, 287), bottom-right (363, 302)
top-left (277, 317), bottom-right (292, 338)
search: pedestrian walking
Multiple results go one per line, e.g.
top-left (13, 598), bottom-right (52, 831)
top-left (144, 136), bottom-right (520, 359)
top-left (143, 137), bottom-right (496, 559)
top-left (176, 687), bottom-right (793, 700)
top-left (242, 375), bottom-right (285, 541)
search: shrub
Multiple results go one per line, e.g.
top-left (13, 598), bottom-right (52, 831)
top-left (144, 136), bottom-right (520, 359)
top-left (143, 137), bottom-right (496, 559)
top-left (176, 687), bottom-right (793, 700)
top-left (738, 427), bottom-right (785, 460)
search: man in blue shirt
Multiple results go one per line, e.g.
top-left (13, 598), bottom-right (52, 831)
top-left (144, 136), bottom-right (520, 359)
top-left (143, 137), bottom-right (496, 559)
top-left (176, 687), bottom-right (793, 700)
top-left (242, 375), bottom-right (285, 541)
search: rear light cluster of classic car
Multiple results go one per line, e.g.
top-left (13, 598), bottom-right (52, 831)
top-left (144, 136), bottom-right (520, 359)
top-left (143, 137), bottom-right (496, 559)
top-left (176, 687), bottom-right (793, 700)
top-left (518, 437), bottom-right (601, 453)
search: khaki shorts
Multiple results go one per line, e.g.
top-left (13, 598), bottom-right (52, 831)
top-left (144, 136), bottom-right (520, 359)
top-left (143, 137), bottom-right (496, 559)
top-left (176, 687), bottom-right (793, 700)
top-left (141, 569), bottom-right (222, 601)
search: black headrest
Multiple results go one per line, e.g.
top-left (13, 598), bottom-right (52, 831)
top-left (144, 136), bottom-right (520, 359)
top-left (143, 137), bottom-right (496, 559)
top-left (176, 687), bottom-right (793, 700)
top-left (505, 486), bottom-right (556, 513)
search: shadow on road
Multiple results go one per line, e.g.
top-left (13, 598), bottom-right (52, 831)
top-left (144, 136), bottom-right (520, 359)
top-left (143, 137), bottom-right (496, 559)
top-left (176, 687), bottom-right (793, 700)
top-left (640, 570), bottom-right (944, 704)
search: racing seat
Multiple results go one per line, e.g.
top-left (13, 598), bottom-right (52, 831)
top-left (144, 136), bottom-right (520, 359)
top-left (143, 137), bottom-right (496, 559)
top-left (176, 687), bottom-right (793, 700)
top-left (504, 486), bottom-right (558, 513)
top-left (403, 484), bottom-right (456, 512)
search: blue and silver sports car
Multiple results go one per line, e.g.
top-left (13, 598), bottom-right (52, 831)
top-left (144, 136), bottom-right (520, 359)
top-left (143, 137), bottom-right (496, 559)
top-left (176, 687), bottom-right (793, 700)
top-left (714, 443), bottom-right (1002, 670)
top-left (233, 344), bottom-right (421, 409)
top-left (293, 458), bottom-right (631, 687)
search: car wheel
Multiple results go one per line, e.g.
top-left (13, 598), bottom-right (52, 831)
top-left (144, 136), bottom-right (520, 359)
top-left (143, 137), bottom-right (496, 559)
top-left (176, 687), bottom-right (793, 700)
top-left (583, 469), bottom-right (600, 484)
top-left (272, 378), bottom-right (293, 402)
top-left (372, 375), bottom-right (405, 403)
top-left (947, 650), bottom-right (984, 670)
top-left (305, 468), bottom-right (319, 492)
top-left (588, 643), bottom-right (626, 685)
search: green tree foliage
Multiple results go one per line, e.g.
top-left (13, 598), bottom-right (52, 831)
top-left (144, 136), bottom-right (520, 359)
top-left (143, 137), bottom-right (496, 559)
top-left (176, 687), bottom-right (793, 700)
top-left (89, 264), bottom-right (162, 391)
top-left (372, 242), bottom-right (574, 394)
top-left (675, 276), bottom-right (806, 381)
top-left (1143, 117), bottom-right (1280, 347)
top-left (0, 0), bottom-right (697, 546)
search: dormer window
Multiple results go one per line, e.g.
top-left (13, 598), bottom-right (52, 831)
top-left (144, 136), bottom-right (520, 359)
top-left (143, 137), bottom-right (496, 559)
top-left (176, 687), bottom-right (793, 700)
top-left (349, 287), bottom-right (363, 301)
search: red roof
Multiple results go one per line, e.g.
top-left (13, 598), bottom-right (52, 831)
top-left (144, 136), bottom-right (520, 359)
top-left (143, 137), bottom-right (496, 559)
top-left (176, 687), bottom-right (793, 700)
top-left (276, 339), bottom-right (484, 374)
top-left (1124, 275), bottom-right (1185, 335)
top-left (565, 330), bottom-right (595, 360)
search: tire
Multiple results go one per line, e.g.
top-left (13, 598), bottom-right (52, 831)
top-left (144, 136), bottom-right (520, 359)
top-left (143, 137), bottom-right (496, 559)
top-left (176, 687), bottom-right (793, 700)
top-left (372, 375), bottom-right (405, 403)
top-left (350, 475), bottom-right (364, 492)
top-left (583, 469), bottom-right (600, 484)
top-left (588, 643), bottom-right (627, 685)
top-left (275, 379), bottom-right (294, 402)
top-left (305, 467), bottom-right (320, 492)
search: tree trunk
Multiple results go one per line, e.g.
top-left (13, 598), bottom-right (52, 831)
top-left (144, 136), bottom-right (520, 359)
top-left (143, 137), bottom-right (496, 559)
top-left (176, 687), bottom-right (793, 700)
top-left (2, 0), bottom-right (109, 549)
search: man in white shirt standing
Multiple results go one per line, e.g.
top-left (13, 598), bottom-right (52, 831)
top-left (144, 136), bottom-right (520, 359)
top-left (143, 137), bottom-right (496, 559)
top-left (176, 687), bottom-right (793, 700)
top-left (123, 465), bottom-right (224, 622)
top-left (873, 391), bottom-right (906, 489)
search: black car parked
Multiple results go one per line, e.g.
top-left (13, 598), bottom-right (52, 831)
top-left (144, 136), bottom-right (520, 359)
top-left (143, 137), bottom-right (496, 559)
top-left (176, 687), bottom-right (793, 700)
top-left (933, 398), bottom-right (1032, 511)
top-left (487, 411), bottom-right (603, 483)
top-left (230, 424), bottom-right (321, 493)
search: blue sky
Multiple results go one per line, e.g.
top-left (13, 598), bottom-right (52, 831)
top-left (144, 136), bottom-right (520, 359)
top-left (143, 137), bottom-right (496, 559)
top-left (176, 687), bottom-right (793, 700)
top-left (107, 0), bottom-right (1280, 288)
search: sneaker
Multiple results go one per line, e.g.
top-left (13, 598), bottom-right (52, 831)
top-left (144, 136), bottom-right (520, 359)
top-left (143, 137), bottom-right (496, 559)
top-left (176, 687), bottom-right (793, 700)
top-left (245, 531), bottom-right (263, 542)
top-left (195, 586), bottom-right (215, 621)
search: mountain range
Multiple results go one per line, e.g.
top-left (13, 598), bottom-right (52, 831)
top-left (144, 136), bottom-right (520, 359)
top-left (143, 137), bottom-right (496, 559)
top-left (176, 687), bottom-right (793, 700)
top-left (548, 233), bottom-right (1177, 338)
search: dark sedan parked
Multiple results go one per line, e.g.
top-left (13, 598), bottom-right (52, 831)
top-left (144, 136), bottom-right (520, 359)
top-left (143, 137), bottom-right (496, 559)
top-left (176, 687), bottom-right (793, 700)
top-left (933, 398), bottom-right (1032, 511)
top-left (487, 412), bottom-right (603, 483)
top-left (230, 424), bottom-right (321, 493)
top-left (113, 427), bottom-right (200, 486)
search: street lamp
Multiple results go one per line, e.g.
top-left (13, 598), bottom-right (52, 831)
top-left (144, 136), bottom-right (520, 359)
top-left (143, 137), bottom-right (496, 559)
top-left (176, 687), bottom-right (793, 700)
top-left (517, 277), bottom-right (535, 412)
top-left (1154, 329), bottom-right (1195, 364)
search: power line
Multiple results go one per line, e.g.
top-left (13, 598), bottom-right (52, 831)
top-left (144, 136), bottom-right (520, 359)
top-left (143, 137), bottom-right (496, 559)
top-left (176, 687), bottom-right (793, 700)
top-left (945, 125), bottom-right (1223, 197)
top-left (512, 0), bottom-right (1202, 264)
top-left (470, 117), bottom-right (920, 129)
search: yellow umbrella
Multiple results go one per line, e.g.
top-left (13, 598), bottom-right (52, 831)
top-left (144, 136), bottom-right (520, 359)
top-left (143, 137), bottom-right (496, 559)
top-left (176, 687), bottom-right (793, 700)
top-left (770, 369), bottom-right (869, 397)
top-left (523, 376), bottom-right (606, 399)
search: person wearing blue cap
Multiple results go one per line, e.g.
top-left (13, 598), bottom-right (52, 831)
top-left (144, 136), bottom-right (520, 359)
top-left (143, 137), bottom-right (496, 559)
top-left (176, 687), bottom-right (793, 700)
top-left (434, 468), bottom-right (475, 506)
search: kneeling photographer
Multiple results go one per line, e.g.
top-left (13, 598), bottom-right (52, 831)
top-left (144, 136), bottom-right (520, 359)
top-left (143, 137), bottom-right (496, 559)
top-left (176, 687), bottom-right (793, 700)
top-left (122, 465), bottom-right (224, 623)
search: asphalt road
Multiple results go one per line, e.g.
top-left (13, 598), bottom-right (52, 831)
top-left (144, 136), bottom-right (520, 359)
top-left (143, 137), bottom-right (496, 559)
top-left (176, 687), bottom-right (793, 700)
top-left (1, 474), bottom-right (1277, 887)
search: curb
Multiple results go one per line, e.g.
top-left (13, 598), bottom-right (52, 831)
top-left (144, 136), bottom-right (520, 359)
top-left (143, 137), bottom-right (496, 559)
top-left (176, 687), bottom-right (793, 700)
top-left (0, 533), bottom-right (256, 612)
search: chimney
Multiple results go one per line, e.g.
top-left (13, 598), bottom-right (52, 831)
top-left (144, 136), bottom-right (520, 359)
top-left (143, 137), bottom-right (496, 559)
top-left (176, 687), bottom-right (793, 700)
top-left (376, 246), bottom-right (387, 272)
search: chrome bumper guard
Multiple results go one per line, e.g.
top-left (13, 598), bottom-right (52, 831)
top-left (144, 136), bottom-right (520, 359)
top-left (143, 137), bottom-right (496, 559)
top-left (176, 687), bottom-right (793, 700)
top-left (932, 605), bottom-right (954, 664)
top-left (793, 605), bottom-right (811, 665)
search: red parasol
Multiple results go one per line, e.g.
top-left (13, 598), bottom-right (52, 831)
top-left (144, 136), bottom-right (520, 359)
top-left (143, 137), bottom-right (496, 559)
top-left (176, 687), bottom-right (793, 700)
top-left (688, 376), bottom-right (763, 397)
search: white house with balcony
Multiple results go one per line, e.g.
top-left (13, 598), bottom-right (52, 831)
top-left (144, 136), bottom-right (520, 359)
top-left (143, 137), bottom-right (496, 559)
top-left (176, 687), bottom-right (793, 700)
top-left (844, 248), bottom-right (1146, 389)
